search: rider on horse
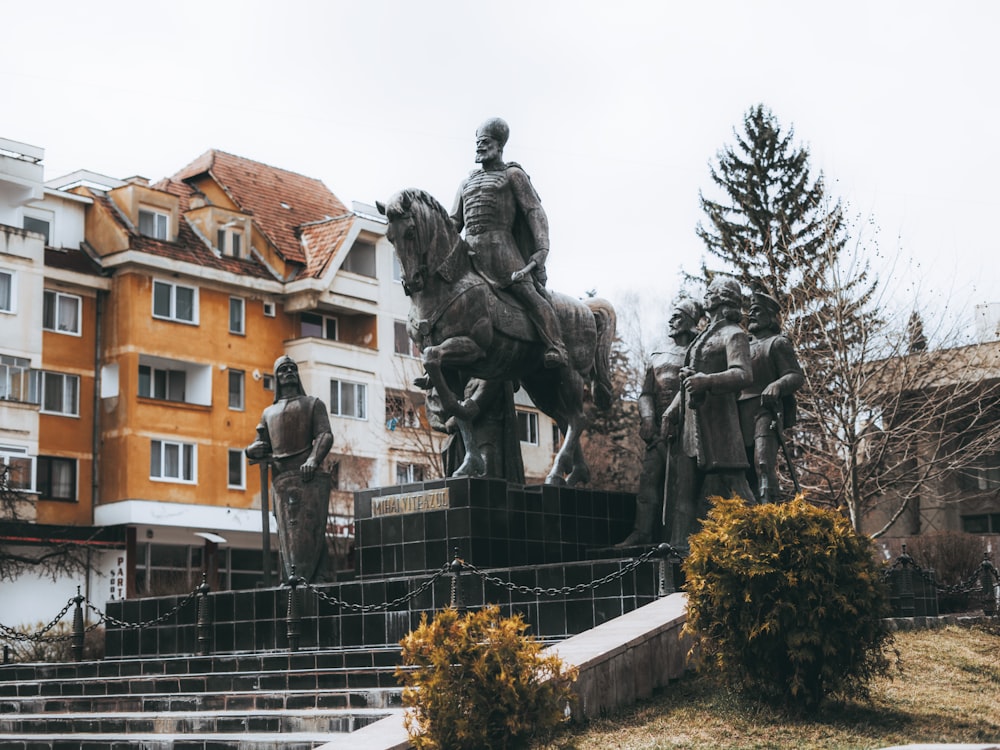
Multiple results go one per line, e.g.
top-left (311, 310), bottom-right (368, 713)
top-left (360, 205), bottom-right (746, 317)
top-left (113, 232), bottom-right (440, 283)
top-left (451, 117), bottom-right (568, 368)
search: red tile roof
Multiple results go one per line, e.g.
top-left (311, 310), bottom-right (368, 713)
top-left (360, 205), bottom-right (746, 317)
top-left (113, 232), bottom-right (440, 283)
top-left (299, 215), bottom-right (355, 279)
top-left (89, 187), bottom-right (276, 281)
top-left (171, 150), bottom-right (350, 267)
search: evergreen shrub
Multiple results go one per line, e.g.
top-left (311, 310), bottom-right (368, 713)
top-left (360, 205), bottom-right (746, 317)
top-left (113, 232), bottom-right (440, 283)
top-left (683, 495), bottom-right (894, 708)
top-left (396, 605), bottom-right (577, 750)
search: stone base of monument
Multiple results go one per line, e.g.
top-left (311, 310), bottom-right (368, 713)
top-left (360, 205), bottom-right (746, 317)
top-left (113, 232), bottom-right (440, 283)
top-left (0, 479), bottom-right (669, 748)
top-left (98, 478), bottom-right (648, 658)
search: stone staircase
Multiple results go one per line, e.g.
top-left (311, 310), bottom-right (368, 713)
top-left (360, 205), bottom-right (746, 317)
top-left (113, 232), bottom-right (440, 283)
top-left (0, 479), bottom-right (659, 748)
top-left (0, 646), bottom-right (406, 748)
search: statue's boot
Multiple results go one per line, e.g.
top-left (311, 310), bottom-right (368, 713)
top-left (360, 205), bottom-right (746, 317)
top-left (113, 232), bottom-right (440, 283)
top-left (527, 301), bottom-right (568, 368)
top-left (615, 495), bottom-right (658, 548)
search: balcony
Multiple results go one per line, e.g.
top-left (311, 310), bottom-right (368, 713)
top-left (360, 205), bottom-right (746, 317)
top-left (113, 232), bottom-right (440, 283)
top-left (0, 138), bottom-right (44, 225)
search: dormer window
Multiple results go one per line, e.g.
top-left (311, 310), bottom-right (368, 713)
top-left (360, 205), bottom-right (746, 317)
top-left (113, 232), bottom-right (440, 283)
top-left (217, 227), bottom-right (243, 258)
top-left (138, 209), bottom-right (169, 240)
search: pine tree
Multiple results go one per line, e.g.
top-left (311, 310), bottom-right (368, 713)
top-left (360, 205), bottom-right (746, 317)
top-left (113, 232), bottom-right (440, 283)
top-left (695, 105), bottom-right (881, 520)
top-left (696, 104), bottom-right (875, 350)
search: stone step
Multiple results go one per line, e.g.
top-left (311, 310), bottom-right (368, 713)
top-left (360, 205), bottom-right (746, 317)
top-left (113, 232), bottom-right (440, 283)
top-left (0, 664), bottom-right (404, 699)
top-left (0, 729), bottom-right (371, 750)
top-left (0, 708), bottom-right (393, 736)
top-left (0, 686), bottom-right (403, 714)
top-left (0, 645), bottom-right (402, 681)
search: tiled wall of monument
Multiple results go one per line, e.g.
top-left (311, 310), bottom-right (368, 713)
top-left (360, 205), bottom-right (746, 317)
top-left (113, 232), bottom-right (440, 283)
top-left (353, 478), bottom-right (636, 578)
top-left (103, 558), bottom-right (660, 658)
top-left (102, 478), bottom-right (651, 658)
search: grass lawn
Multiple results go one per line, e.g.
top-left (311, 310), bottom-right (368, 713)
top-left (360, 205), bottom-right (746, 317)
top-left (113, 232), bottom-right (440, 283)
top-left (543, 623), bottom-right (1000, 750)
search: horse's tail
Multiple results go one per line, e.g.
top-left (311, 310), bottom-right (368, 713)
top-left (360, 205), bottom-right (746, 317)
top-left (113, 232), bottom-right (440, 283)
top-left (586, 297), bottom-right (616, 410)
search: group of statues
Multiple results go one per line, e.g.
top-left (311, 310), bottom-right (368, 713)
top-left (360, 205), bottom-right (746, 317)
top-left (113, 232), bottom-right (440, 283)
top-left (243, 116), bottom-right (806, 583)
top-left (619, 279), bottom-right (804, 549)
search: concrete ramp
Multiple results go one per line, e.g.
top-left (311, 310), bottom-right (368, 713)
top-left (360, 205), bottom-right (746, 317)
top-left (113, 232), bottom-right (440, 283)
top-left (319, 592), bottom-right (690, 749)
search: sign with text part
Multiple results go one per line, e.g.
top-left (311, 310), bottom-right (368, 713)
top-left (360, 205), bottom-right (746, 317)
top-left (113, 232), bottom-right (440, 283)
top-left (371, 487), bottom-right (450, 517)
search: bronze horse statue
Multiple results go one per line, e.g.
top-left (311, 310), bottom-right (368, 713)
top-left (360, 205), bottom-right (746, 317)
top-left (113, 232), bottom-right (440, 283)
top-left (377, 188), bottom-right (615, 486)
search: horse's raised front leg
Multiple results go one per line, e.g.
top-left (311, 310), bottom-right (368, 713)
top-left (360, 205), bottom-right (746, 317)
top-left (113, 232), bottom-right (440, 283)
top-left (422, 336), bottom-right (487, 421)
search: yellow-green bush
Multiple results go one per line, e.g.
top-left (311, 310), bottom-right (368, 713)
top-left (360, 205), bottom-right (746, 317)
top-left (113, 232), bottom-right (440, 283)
top-left (683, 495), bottom-right (894, 709)
top-left (396, 605), bottom-right (577, 750)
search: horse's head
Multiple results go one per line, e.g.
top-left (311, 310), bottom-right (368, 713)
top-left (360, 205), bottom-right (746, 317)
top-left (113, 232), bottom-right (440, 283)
top-left (377, 188), bottom-right (456, 296)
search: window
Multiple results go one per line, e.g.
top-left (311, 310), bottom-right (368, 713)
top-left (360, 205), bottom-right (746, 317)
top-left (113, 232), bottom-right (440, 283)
top-left (552, 424), bottom-right (562, 453)
top-left (43, 290), bottom-right (82, 335)
top-left (150, 439), bottom-right (195, 482)
top-left (227, 449), bottom-right (245, 489)
top-left (229, 297), bottom-right (245, 335)
top-left (262, 301), bottom-right (276, 317)
top-left (0, 270), bottom-right (14, 313)
top-left (262, 373), bottom-right (274, 391)
top-left (217, 228), bottom-right (243, 257)
top-left (0, 444), bottom-right (35, 492)
top-left (23, 216), bottom-right (51, 245)
top-left (301, 312), bottom-right (338, 340)
top-left (394, 320), bottom-right (420, 357)
top-left (40, 372), bottom-right (79, 416)
top-left (330, 379), bottom-right (367, 420)
top-left (392, 252), bottom-right (403, 283)
top-left (396, 463), bottom-right (425, 484)
top-left (152, 280), bottom-right (197, 323)
top-left (228, 369), bottom-right (245, 410)
top-left (36, 456), bottom-right (76, 501)
top-left (517, 410), bottom-right (539, 445)
top-left (961, 514), bottom-right (1000, 534)
top-left (342, 239), bottom-right (376, 278)
top-left (0, 355), bottom-right (38, 403)
top-left (139, 364), bottom-right (186, 401)
top-left (138, 209), bottom-right (169, 240)
top-left (386, 391), bottom-right (421, 429)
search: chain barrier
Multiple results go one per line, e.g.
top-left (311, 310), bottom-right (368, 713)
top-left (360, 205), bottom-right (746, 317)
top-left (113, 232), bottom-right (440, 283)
top-left (2, 543), bottom-right (675, 662)
top-left (85, 588), bottom-right (200, 630)
top-left (0, 595), bottom-right (78, 643)
top-left (461, 544), bottom-right (666, 598)
top-left (299, 564), bottom-right (450, 612)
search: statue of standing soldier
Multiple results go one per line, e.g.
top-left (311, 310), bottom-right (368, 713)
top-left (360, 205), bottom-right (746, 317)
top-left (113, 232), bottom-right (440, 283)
top-left (617, 298), bottom-right (704, 547)
top-left (246, 356), bottom-right (334, 583)
top-left (738, 291), bottom-right (804, 503)
top-left (661, 277), bottom-right (757, 547)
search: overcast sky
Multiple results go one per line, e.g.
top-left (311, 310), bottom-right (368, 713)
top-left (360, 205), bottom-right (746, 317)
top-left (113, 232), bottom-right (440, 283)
top-left (4, 0), bottom-right (997, 342)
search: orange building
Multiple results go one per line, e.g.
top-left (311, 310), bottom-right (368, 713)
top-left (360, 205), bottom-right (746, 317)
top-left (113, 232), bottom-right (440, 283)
top-left (2, 142), bottom-right (560, 618)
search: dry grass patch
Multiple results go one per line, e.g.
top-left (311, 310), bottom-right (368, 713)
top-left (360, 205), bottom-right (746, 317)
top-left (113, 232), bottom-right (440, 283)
top-left (541, 624), bottom-right (1000, 750)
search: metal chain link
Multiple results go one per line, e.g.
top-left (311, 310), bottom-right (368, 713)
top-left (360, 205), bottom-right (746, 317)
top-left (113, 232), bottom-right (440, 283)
top-left (0, 596), bottom-right (105, 643)
top-left (86, 588), bottom-right (199, 629)
top-left (0, 596), bottom-right (76, 641)
top-left (938, 560), bottom-right (1000, 597)
top-left (463, 545), bottom-right (663, 597)
top-left (302, 565), bottom-right (450, 612)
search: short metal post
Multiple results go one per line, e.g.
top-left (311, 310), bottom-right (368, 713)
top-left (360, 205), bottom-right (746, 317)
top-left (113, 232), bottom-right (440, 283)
top-left (450, 549), bottom-right (464, 611)
top-left (71, 586), bottom-right (85, 662)
top-left (286, 567), bottom-right (302, 652)
top-left (196, 574), bottom-right (212, 655)
top-left (656, 543), bottom-right (680, 597)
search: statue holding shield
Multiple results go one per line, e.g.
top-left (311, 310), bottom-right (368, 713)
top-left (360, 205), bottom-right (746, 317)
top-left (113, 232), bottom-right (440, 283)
top-left (246, 356), bottom-right (334, 583)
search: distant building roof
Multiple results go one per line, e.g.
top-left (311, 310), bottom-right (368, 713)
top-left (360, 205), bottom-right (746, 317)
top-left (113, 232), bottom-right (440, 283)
top-left (171, 150), bottom-right (350, 267)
